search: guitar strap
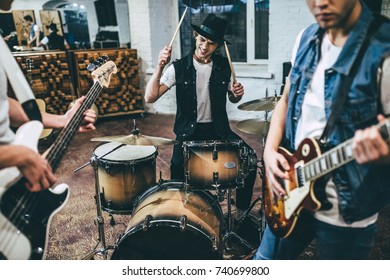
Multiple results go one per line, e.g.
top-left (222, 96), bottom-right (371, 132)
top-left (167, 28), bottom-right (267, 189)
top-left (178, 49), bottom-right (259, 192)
top-left (319, 15), bottom-right (388, 144)
top-left (0, 35), bottom-right (42, 122)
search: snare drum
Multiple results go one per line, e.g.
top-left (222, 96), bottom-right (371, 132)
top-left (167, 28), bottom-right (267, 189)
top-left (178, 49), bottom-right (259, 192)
top-left (93, 142), bottom-right (157, 214)
top-left (183, 140), bottom-right (247, 189)
top-left (111, 180), bottom-right (224, 260)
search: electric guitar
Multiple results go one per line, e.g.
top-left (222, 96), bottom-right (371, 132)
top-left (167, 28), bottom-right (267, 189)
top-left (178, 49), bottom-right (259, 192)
top-left (0, 58), bottom-right (117, 259)
top-left (263, 117), bottom-right (390, 238)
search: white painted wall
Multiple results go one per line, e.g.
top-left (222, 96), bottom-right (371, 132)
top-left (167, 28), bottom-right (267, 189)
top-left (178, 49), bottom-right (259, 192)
top-left (128, 0), bottom-right (181, 114)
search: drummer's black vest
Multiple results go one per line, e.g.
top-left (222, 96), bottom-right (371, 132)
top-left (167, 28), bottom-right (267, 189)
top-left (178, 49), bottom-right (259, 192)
top-left (172, 52), bottom-right (233, 140)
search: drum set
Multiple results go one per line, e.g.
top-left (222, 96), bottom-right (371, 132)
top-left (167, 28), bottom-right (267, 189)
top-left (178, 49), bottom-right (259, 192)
top-left (77, 94), bottom-right (278, 260)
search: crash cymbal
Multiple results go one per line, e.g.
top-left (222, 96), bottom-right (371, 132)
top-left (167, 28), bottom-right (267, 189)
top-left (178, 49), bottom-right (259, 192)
top-left (238, 96), bottom-right (280, 111)
top-left (236, 119), bottom-right (270, 136)
top-left (91, 131), bottom-right (177, 146)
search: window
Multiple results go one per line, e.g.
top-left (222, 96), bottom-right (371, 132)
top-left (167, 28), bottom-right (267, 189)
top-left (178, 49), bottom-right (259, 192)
top-left (179, 0), bottom-right (269, 63)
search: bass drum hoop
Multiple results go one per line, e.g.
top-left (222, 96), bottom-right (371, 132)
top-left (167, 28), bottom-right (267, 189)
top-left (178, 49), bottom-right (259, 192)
top-left (111, 180), bottom-right (224, 260)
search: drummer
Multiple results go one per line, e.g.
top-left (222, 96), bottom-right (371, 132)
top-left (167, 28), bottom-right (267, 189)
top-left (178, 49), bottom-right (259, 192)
top-left (144, 13), bottom-right (256, 221)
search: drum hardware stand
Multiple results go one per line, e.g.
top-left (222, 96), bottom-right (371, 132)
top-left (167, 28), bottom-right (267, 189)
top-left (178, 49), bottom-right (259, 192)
top-left (223, 187), bottom-right (254, 253)
top-left (212, 172), bottom-right (221, 189)
top-left (104, 200), bottom-right (117, 226)
top-left (216, 189), bottom-right (226, 202)
top-left (236, 195), bottom-right (264, 243)
top-left (72, 143), bottom-right (126, 259)
top-left (158, 171), bottom-right (164, 184)
top-left (81, 154), bottom-right (117, 260)
top-left (184, 171), bottom-right (191, 187)
top-left (256, 106), bottom-right (269, 242)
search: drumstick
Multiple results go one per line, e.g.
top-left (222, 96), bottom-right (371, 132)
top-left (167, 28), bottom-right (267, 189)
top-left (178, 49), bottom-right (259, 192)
top-left (169, 7), bottom-right (188, 47)
top-left (224, 41), bottom-right (236, 83)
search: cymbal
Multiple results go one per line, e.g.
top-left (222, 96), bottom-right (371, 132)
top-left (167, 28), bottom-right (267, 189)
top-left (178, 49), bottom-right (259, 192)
top-left (236, 119), bottom-right (270, 136)
top-left (91, 132), bottom-right (177, 146)
top-left (238, 96), bottom-right (280, 111)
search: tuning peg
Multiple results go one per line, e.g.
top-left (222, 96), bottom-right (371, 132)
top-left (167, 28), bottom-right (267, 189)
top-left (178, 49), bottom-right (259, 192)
top-left (101, 55), bottom-right (108, 62)
top-left (97, 57), bottom-right (105, 66)
top-left (87, 62), bottom-right (97, 72)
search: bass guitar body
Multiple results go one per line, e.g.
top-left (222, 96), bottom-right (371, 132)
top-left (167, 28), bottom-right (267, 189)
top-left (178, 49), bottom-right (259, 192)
top-left (0, 121), bottom-right (69, 260)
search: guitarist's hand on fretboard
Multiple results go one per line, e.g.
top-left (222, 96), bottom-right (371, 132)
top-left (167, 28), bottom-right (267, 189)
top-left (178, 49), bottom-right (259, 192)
top-left (63, 96), bottom-right (96, 133)
top-left (352, 114), bottom-right (390, 164)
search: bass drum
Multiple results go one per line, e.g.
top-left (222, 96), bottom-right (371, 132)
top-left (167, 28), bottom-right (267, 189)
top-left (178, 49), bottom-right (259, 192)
top-left (111, 181), bottom-right (224, 260)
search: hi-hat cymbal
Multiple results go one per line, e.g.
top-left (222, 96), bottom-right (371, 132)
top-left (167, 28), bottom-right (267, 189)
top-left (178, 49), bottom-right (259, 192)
top-left (91, 132), bottom-right (177, 146)
top-left (238, 96), bottom-right (280, 111)
top-left (236, 119), bottom-right (270, 136)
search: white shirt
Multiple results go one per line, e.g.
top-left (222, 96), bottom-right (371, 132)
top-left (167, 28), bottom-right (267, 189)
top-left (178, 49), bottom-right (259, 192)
top-left (0, 64), bottom-right (15, 144)
top-left (31, 24), bottom-right (40, 40)
top-left (294, 34), bottom-right (341, 148)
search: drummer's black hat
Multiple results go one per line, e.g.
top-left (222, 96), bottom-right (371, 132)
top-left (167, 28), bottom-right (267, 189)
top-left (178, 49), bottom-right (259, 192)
top-left (191, 13), bottom-right (228, 44)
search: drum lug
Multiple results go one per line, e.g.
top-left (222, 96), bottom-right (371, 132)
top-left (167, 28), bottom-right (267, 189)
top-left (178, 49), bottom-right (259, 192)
top-left (212, 172), bottom-right (220, 189)
top-left (142, 215), bottom-right (153, 231)
top-left (212, 143), bottom-right (218, 160)
top-left (236, 170), bottom-right (245, 188)
top-left (180, 215), bottom-right (187, 232)
top-left (185, 171), bottom-right (191, 185)
top-left (103, 163), bottom-right (111, 175)
top-left (249, 152), bottom-right (259, 171)
top-left (238, 146), bottom-right (247, 159)
top-left (211, 236), bottom-right (218, 251)
top-left (184, 146), bottom-right (189, 160)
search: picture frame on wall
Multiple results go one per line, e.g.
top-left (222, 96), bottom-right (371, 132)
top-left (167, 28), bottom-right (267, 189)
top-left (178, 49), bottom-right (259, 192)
top-left (12, 10), bottom-right (35, 46)
top-left (40, 10), bottom-right (64, 37)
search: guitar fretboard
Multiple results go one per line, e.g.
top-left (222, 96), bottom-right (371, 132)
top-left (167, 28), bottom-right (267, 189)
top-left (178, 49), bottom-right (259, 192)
top-left (303, 119), bottom-right (390, 181)
top-left (45, 82), bottom-right (103, 171)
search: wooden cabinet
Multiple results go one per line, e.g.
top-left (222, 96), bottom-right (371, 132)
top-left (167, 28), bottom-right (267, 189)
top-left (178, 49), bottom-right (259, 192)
top-left (8, 48), bottom-right (144, 118)
top-left (71, 48), bottom-right (144, 117)
top-left (10, 51), bottom-right (75, 115)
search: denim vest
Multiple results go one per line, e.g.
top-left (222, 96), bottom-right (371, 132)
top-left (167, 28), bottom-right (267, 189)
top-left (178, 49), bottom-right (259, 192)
top-left (172, 52), bottom-right (233, 140)
top-left (284, 6), bottom-right (390, 223)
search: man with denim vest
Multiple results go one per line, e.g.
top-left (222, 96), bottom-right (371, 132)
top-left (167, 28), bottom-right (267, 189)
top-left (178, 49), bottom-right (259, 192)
top-left (145, 14), bottom-right (256, 221)
top-left (253, 0), bottom-right (390, 260)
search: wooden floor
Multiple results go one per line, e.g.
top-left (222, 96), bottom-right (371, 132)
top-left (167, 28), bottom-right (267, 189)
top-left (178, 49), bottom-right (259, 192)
top-left (38, 113), bottom-right (389, 260)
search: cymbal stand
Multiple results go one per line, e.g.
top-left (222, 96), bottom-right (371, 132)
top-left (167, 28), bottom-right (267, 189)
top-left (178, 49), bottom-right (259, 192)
top-left (82, 156), bottom-right (108, 259)
top-left (258, 123), bottom-right (268, 242)
top-left (223, 187), bottom-right (254, 252)
top-left (81, 151), bottom-right (122, 260)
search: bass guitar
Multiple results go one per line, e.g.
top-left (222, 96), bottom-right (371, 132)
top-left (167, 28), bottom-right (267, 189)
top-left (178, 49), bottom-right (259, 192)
top-left (0, 58), bottom-right (117, 259)
top-left (263, 117), bottom-right (390, 238)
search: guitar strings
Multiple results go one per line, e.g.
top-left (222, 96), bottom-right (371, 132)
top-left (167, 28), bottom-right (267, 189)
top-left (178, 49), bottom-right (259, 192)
top-left (47, 82), bottom-right (103, 169)
top-left (0, 186), bottom-right (35, 257)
